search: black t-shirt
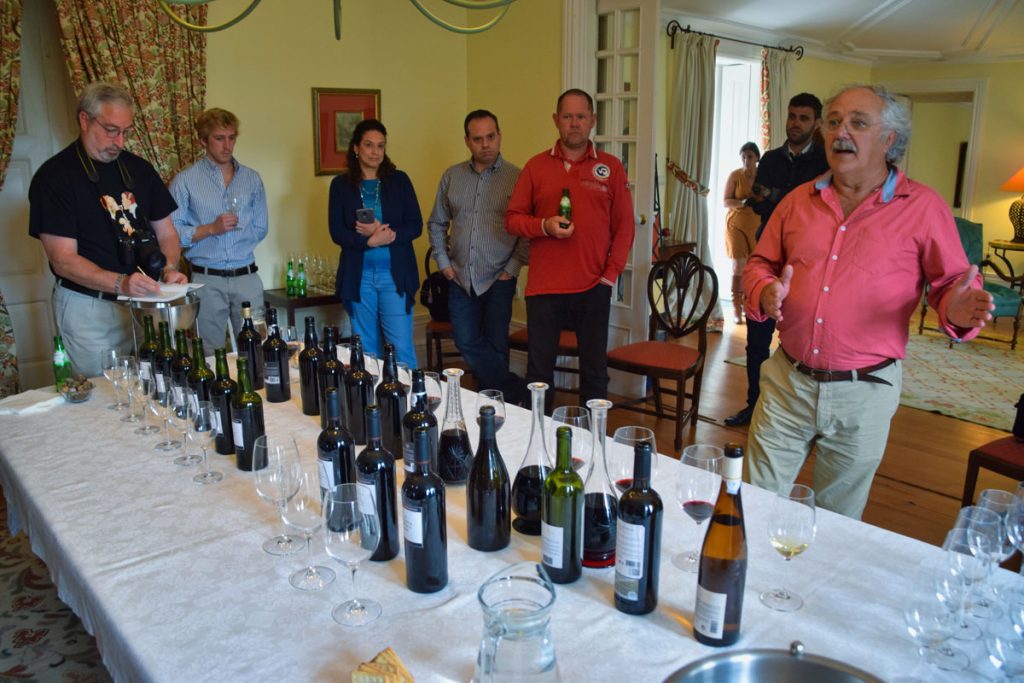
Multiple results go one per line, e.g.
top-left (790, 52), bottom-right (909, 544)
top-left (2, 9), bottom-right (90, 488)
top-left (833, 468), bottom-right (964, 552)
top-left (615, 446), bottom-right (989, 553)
top-left (28, 140), bottom-right (177, 275)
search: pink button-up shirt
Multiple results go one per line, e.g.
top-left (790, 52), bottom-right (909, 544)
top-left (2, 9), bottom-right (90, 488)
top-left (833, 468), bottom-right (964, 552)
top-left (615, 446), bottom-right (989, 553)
top-left (744, 168), bottom-right (980, 371)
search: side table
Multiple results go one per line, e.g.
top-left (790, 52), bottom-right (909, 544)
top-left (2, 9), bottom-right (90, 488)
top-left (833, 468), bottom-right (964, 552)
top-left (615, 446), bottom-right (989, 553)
top-left (263, 288), bottom-right (342, 329)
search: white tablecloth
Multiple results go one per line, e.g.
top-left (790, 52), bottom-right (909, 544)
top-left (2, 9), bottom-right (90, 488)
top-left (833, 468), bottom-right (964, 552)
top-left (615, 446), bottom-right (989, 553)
top-left (0, 379), bottom-right (1008, 682)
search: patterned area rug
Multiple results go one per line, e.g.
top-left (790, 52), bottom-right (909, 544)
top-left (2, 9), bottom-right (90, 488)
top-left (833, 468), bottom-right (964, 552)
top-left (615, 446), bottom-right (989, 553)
top-left (0, 491), bottom-right (110, 682)
top-left (725, 333), bottom-right (1022, 433)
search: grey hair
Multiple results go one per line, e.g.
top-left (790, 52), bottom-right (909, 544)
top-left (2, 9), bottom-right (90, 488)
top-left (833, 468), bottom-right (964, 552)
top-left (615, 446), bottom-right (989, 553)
top-left (77, 82), bottom-right (134, 119)
top-left (826, 84), bottom-right (911, 164)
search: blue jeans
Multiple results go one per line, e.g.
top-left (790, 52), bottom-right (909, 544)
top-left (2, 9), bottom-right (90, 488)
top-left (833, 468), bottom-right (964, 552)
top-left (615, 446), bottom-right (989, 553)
top-left (347, 264), bottom-right (417, 368)
top-left (448, 278), bottom-right (524, 403)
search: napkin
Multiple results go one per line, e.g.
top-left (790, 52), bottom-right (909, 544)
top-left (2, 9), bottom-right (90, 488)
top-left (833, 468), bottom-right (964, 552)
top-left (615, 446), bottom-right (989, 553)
top-left (0, 388), bottom-right (65, 416)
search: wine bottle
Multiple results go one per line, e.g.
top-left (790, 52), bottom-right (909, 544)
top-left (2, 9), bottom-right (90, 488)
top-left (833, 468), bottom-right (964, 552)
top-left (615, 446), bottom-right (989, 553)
top-left (169, 329), bottom-right (192, 418)
top-left (186, 338), bottom-right (214, 411)
top-left (210, 348), bottom-right (237, 456)
top-left (375, 343), bottom-right (407, 458)
top-left (343, 336), bottom-right (373, 444)
top-left (402, 426), bottom-right (448, 593)
top-left (357, 404), bottom-right (400, 561)
top-left (318, 326), bottom-right (346, 430)
top-left (262, 307), bottom-right (291, 403)
top-left (438, 368), bottom-right (473, 484)
top-left (317, 387), bottom-right (356, 502)
top-left (237, 300), bottom-right (264, 390)
top-left (52, 335), bottom-right (72, 390)
top-left (231, 355), bottom-right (265, 471)
top-left (512, 382), bottom-right (551, 535)
top-left (137, 315), bottom-right (159, 395)
top-left (559, 188), bottom-right (571, 221)
top-left (153, 321), bottom-right (176, 404)
top-left (466, 405), bottom-right (511, 552)
top-left (614, 441), bottom-right (663, 615)
top-left (693, 442), bottom-right (747, 647)
top-left (298, 315), bottom-right (322, 416)
top-left (542, 426), bottom-right (584, 584)
top-left (402, 369), bottom-right (438, 473)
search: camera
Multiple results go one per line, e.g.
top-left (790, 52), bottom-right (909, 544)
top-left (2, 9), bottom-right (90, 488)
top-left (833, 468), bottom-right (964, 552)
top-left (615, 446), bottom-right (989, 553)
top-left (117, 225), bottom-right (166, 279)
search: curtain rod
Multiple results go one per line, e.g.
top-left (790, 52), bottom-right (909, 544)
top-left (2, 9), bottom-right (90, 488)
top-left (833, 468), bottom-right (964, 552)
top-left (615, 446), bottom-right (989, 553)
top-left (666, 20), bottom-right (804, 59)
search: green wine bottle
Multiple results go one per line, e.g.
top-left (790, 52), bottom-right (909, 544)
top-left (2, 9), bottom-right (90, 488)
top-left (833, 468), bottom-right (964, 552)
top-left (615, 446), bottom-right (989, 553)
top-left (232, 355), bottom-right (265, 471)
top-left (542, 426), bottom-right (584, 584)
top-left (186, 338), bottom-right (215, 408)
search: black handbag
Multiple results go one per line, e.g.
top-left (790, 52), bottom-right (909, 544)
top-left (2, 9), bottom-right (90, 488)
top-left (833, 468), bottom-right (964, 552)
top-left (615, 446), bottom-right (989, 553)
top-left (421, 248), bottom-right (451, 322)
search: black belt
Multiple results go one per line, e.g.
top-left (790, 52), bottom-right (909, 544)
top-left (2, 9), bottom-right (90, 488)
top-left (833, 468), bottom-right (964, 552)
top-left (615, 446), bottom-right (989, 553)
top-left (782, 349), bottom-right (895, 386)
top-left (57, 278), bottom-right (118, 302)
top-left (190, 263), bottom-right (258, 277)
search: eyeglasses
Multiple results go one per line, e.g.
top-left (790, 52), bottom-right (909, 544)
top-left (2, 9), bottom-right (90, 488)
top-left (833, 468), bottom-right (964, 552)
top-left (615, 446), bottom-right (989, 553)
top-left (823, 116), bottom-right (882, 133)
top-left (90, 117), bottom-right (133, 139)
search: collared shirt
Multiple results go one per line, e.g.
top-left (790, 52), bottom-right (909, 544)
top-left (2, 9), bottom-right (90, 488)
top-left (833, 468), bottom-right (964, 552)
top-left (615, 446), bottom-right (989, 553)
top-left (744, 168), bottom-right (980, 371)
top-left (170, 156), bottom-right (269, 269)
top-left (427, 154), bottom-right (525, 295)
top-left (506, 140), bottom-right (635, 296)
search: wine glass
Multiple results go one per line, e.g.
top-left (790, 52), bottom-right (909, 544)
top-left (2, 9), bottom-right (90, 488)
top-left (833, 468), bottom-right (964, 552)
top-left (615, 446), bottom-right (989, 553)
top-left (760, 483), bottom-right (817, 611)
top-left (550, 406), bottom-right (590, 472)
top-left (940, 526), bottom-right (986, 641)
top-left (476, 390), bottom-right (506, 433)
top-left (396, 361), bottom-right (411, 396)
top-left (988, 617), bottom-right (1024, 679)
top-left (423, 372), bottom-right (443, 414)
top-left (224, 189), bottom-right (242, 216)
top-left (609, 426), bottom-right (656, 494)
top-left (957, 505), bottom-right (1004, 620)
top-left (252, 435), bottom-right (304, 556)
top-left (133, 373), bottom-right (161, 436)
top-left (153, 388), bottom-right (181, 451)
top-left (323, 483), bottom-right (382, 626)
top-left (188, 401), bottom-right (222, 484)
top-left (101, 347), bottom-right (129, 410)
top-left (364, 352), bottom-right (381, 387)
top-left (282, 470), bottom-right (335, 591)
top-left (673, 444), bottom-right (722, 572)
top-left (903, 593), bottom-right (969, 672)
top-left (119, 357), bottom-right (142, 423)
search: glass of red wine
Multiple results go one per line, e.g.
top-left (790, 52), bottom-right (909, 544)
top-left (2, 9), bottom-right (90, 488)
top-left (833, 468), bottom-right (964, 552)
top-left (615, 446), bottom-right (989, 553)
top-left (423, 371), bottom-right (443, 414)
top-left (476, 390), bottom-right (506, 434)
top-left (609, 426), bottom-right (657, 494)
top-left (550, 406), bottom-right (590, 473)
top-left (673, 444), bottom-right (722, 573)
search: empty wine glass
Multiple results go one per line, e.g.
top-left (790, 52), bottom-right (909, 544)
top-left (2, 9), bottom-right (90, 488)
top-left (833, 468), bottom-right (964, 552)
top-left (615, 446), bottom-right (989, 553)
top-left (673, 444), bottom-right (722, 572)
top-left (941, 526), bottom-right (986, 641)
top-left (760, 484), bottom-right (817, 612)
top-left (133, 375), bottom-right (161, 436)
top-left (224, 189), bottom-right (242, 216)
top-left (609, 426), bottom-right (656, 494)
top-left (101, 347), bottom-right (129, 410)
top-left (904, 594), bottom-right (969, 672)
top-left (283, 470), bottom-right (335, 591)
top-left (252, 435), bottom-right (304, 556)
top-left (324, 483), bottom-right (382, 626)
top-left (364, 352), bottom-right (380, 387)
top-left (119, 357), bottom-right (142, 423)
top-left (396, 361), bottom-right (411, 396)
top-left (154, 388), bottom-right (181, 451)
top-left (957, 505), bottom-right (1004, 620)
top-left (188, 401), bottom-right (222, 484)
top-left (550, 406), bottom-right (590, 473)
top-left (423, 372), bottom-right (443, 414)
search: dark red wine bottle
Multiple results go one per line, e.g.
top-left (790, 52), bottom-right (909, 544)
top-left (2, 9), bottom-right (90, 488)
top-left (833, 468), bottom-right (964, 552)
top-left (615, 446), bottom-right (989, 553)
top-left (137, 314), bottom-right (159, 396)
top-left (236, 301), bottom-right (264, 390)
top-left (298, 315), bottom-right (321, 416)
top-left (614, 441), bottom-right (663, 615)
top-left (317, 387), bottom-right (356, 501)
top-left (153, 320), bottom-right (176, 404)
top-left (343, 335), bottom-right (373, 445)
top-left (375, 343), bottom-right (406, 458)
top-left (402, 369), bottom-right (438, 472)
top-left (357, 404), bottom-right (399, 561)
top-left (186, 338), bottom-right (214, 411)
top-left (231, 356), bottom-right (265, 471)
top-left (210, 348), bottom-right (237, 456)
top-left (170, 328), bottom-right (192, 417)
top-left (318, 326), bottom-right (346, 430)
top-left (402, 426), bottom-right (447, 593)
top-left (262, 307), bottom-right (290, 403)
top-left (466, 406), bottom-right (510, 551)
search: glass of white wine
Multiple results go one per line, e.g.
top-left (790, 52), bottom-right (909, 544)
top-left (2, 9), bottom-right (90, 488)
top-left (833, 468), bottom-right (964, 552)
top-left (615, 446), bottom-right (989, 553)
top-left (760, 483), bottom-right (816, 612)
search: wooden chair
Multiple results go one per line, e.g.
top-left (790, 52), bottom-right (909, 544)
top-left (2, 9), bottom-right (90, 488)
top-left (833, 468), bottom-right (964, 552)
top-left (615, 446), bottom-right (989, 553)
top-left (962, 436), bottom-right (1024, 507)
top-left (422, 248), bottom-right (464, 373)
top-left (606, 251), bottom-right (718, 452)
top-left (508, 327), bottom-right (580, 395)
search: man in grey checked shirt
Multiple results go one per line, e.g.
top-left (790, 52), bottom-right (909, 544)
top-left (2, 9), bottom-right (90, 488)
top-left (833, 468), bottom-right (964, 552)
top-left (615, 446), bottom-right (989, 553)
top-left (171, 108), bottom-right (269, 353)
top-left (428, 110), bottom-right (528, 405)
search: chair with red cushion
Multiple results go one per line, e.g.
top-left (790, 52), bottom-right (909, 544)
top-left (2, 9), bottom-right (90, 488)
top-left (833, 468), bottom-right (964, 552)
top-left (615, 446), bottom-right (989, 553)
top-left (607, 251), bottom-right (718, 452)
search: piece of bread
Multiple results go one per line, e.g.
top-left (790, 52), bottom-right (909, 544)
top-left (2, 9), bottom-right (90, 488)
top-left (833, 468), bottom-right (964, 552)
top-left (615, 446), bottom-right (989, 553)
top-left (351, 647), bottom-right (413, 683)
top-left (373, 648), bottom-right (413, 682)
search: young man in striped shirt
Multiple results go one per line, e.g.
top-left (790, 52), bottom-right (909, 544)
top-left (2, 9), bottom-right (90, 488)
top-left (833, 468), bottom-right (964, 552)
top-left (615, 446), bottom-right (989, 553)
top-left (170, 108), bottom-right (269, 353)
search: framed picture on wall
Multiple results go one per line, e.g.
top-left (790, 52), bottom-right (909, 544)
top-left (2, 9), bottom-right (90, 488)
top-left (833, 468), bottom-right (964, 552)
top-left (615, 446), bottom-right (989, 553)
top-left (312, 87), bottom-right (381, 175)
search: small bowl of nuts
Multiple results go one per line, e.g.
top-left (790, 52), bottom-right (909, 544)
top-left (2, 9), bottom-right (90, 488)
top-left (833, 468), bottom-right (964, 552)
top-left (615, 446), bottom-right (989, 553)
top-left (59, 375), bottom-right (95, 403)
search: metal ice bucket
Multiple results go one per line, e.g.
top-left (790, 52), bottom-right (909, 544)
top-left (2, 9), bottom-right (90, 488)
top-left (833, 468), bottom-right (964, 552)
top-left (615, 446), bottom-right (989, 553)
top-left (126, 290), bottom-right (201, 353)
top-left (663, 642), bottom-right (883, 683)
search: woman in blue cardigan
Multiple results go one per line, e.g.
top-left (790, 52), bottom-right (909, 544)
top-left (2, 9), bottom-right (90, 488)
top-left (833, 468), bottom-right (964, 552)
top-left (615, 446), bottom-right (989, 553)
top-left (329, 119), bottom-right (421, 367)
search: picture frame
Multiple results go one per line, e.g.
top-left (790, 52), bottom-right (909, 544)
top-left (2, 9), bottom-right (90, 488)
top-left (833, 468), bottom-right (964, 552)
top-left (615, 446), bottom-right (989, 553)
top-left (312, 87), bottom-right (381, 176)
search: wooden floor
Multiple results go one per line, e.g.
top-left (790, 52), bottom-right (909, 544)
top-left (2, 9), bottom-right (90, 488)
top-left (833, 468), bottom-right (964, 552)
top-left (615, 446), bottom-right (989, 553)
top-left (587, 314), bottom-right (1021, 549)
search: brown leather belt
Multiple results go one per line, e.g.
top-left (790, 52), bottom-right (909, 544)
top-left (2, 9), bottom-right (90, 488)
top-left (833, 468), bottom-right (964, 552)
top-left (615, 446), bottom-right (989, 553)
top-left (782, 348), bottom-right (895, 387)
top-left (190, 263), bottom-right (258, 277)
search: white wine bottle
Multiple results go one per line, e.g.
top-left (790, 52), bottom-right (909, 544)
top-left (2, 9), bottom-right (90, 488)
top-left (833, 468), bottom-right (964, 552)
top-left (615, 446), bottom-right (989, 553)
top-left (693, 442), bottom-right (747, 646)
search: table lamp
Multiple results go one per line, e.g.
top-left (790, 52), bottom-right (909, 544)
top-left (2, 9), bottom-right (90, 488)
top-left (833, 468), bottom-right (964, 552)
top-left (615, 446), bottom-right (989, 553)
top-left (1000, 166), bottom-right (1024, 243)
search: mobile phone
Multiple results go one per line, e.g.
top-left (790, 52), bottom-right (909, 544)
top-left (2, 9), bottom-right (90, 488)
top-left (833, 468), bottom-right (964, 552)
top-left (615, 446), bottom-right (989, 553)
top-left (356, 207), bottom-right (375, 224)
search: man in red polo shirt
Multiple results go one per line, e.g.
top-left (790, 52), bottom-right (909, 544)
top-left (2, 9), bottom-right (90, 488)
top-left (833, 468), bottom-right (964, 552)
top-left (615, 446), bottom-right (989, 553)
top-left (506, 89), bottom-right (634, 409)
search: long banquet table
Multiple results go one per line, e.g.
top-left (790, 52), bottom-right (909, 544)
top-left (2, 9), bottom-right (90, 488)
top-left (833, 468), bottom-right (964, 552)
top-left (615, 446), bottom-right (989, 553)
top-left (0, 377), bottom-right (1009, 682)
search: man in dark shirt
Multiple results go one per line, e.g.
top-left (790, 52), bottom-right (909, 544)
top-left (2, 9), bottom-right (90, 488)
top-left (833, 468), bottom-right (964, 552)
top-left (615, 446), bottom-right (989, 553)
top-left (724, 92), bottom-right (829, 427)
top-left (29, 82), bottom-right (186, 377)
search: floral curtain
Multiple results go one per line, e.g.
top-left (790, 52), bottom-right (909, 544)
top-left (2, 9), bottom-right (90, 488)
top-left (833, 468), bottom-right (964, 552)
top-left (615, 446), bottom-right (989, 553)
top-left (52, 0), bottom-right (206, 182)
top-left (0, 0), bottom-right (22, 194)
top-left (760, 48), bottom-right (793, 151)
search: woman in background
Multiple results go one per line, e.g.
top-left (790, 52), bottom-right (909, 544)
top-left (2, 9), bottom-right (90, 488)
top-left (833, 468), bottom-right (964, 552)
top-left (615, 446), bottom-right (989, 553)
top-left (328, 119), bottom-right (421, 366)
top-left (722, 141), bottom-right (761, 324)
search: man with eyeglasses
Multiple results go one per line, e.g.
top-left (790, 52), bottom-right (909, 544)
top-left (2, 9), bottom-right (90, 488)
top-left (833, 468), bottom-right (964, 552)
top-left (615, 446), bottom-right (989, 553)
top-left (742, 84), bottom-right (994, 519)
top-left (170, 108), bottom-right (268, 353)
top-left (28, 82), bottom-right (187, 377)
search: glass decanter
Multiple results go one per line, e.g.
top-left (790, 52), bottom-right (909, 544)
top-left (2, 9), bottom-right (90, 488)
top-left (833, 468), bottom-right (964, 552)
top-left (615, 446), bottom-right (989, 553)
top-left (582, 399), bottom-right (617, 568)
top-left (511, 382), bottom-right (552, 536)
top-left (438, 368), bottom-right (473, 484)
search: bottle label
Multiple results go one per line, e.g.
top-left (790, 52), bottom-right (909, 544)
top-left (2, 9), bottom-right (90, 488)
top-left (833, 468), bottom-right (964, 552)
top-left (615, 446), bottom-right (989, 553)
top-left (53, 350), bottom-right (66, 364)
top-left (265, 365), bottom-right (280, 385)
top-left (357, 482), bottom-right (376, 517)
top-left (615, 520), bottom-right (645, 580)
top-left (694, 584), bottom-right (728, 640)
top-left (318, 459), bottom-right (336, 500)
top-left (155, 373), bottom-right (166, 394)
top-left (173, 386), bottom-right (184, 407)
top-left (541, 520), bottom-right (564, 569)
top-left (140, 361), bottom-right (152, 380)
top-left (231, 418), bottom-right (244, 450)
top-left (403, 503), bottom-right (423, 546)
top-left (187, 391), bottom-right (199, 414)
top-left (726, 480), bottom-right (742, 495)
top-left (211, 408), bottom-right (223, 436)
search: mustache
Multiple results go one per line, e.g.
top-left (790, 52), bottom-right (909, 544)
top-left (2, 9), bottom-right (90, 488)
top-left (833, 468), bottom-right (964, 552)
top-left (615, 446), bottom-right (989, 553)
top-left (831, 139), bottom-right (857, 153)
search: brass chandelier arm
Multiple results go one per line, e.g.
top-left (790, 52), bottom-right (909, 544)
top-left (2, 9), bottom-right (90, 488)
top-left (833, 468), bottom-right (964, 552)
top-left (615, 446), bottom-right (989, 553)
top-left (156, 0), bottom-right (264, 33)
top-left (408, 0), bottom-right (514, 34)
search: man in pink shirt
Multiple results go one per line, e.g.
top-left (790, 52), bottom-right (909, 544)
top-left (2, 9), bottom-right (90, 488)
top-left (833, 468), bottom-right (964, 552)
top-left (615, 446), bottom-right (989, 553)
top-left (743, 85), bottom-right (994, 519)
top-left (506, 89), bottom-right (634, 410)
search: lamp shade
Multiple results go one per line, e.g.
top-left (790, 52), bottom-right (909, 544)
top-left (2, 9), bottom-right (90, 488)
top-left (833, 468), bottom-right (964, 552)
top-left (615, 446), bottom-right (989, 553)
top-left (1001, 167), bottom-right (1024, 192)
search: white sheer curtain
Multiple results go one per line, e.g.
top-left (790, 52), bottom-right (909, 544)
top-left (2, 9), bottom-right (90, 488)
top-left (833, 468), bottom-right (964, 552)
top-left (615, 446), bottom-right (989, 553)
top-left (760, 48), bottom-right (793, 150)
top-left (664, 32), bottom-right (720, 326)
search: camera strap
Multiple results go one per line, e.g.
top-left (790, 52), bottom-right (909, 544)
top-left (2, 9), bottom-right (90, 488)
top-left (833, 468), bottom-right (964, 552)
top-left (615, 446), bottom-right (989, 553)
top-left (75, 138), bottom-right (144, 238)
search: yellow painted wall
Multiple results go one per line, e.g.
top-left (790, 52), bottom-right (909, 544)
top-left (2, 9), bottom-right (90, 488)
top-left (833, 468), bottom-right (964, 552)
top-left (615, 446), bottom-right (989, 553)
top-left (906, 102), bottom-right (973, 208)
top-left (790, 56), bottom-right (871, 104)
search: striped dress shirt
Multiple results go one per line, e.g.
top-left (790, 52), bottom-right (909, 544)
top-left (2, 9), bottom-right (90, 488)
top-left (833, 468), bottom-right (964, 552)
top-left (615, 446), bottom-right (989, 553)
top-left (170, 156), bottom-right (269, 268)
top-left (427, 154), bottom-right (526, 295)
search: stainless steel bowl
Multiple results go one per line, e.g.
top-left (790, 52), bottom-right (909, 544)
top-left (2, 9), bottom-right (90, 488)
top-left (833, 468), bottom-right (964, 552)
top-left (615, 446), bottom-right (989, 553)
top-left (663, 642), bottom-right (884, 683)
top-left (128, 290), bottom-right (200, 334)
